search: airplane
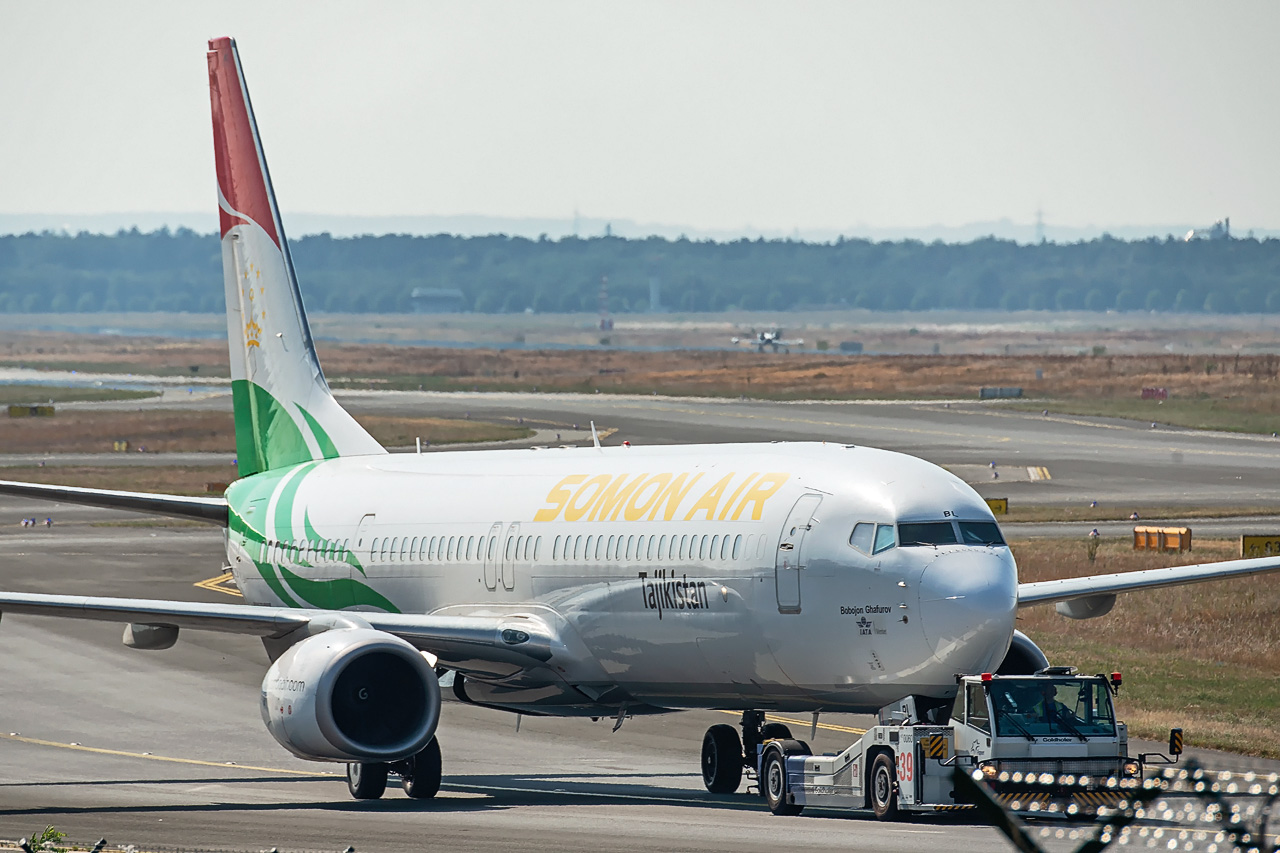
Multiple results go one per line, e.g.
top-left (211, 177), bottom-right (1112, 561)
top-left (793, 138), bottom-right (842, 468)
top-left (4, 36), bottom-right (1280, 803)
top-left (731, 328), bottom-right (804, 352)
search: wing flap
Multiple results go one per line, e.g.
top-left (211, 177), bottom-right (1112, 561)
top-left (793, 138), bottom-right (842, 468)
top-left (1017, 555), bottom-right (1280, 607)
top-left (0, 479), bottom-right (227, 525)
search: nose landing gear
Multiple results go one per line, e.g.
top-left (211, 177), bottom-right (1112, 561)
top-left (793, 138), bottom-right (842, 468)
top-left (701, 711), bottom-right (797, 794)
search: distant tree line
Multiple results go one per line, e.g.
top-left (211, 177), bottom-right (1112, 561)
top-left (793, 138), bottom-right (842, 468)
top-left (0, 228), bottom-right (1278, 315)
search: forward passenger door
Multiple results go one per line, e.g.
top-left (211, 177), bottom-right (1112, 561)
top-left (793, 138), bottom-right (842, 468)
top-left (775, 494), bottom-right (821, 613)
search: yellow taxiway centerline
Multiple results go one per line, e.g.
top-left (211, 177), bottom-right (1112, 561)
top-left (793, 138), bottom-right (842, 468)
top-left (0, 731), bottom-right (334, 776)
top-left (716, 710), bottom-right (866, 736)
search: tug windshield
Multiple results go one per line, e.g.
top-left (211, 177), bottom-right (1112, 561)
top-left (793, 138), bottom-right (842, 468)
top-left (990, 679), bottom-right (1117, 738)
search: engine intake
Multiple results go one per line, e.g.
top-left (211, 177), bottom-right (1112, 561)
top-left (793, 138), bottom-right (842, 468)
top-left (261, 628), bottom-right (440, 762)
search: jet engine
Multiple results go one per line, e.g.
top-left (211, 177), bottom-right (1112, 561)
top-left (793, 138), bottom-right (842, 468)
top-left (995, 629), bottom-right (1051, 675)
top-left (260, 628), bottom-right (441, 762)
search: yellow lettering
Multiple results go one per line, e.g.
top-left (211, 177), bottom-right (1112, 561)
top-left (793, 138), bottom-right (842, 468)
top-left (648, 472), bottom-right (704, 521)
top-left (717, 472), bottom-right (761, 520)
top-left (624, 473), bottom-right (672, 521)
top-left (534, 474), bottom-right (587, 522)
top-left (565, 474), bottom-right (612, 522)
top-left (590, 473), bottom-right (646, 521)
top-left (684, 473), bottom-right (734, 521)
top-left (731, 472), bottom-right (791, 520)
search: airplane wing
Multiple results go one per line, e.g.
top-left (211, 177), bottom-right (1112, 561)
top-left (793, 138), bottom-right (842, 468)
top-left (0, 592), bottom-right (555, 668)
top-left (1017, 554), bottom-right (1280, 607)
top-left (0, 479), bottom-right (227, 524)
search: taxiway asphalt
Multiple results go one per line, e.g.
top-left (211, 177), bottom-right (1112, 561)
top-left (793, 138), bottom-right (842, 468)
top-left (4, 391), bottom-right (1280, 851)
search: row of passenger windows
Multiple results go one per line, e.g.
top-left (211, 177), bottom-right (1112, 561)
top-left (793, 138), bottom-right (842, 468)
top-left (266, 539), bottom-right (348, 565)
top-left (369, 534), bottom-right (541, 564)
top-left (363, 532), bottom-right (766, 565)
top-left (848, 520), bottom-right (1006, 554)
top-left (552, 531), bottom-right (765, 563)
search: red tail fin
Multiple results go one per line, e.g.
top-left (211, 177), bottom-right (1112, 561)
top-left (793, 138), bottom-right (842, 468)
top-left (207, 37), bottom-right (281, 248)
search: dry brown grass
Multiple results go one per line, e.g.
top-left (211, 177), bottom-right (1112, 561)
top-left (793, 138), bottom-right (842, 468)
top-left (6, 330), bottom-right (1280, 402)
top-left (0, 411), bottom-right (530, 454)
top-left (1013, 538), bottom-right (1280, 757)
top-left (0, 465), bottom-right (231, 495)
top-left (1015, 538), bottom-right (1280, 673)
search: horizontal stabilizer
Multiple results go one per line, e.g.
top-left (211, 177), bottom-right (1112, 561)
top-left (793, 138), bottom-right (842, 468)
top-left (0, 479), bottom-right (227, 525)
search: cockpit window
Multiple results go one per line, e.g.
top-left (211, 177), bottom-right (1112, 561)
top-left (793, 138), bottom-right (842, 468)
top-left (849, 522), bottom-right (875, 554)
top-left (872, 523), bottom-right (897, 554)
top-left (959, 521), bottom-right (1006, 546)
top-left (898, 521), bottom-right (958, 547)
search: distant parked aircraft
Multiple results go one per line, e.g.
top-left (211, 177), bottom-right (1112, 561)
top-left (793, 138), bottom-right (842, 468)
top-left (731, 328), bottom-right (804, 352)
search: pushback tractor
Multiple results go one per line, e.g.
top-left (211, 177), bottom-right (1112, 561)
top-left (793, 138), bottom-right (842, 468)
top-left (756, 668), bottom-right (1182, 819)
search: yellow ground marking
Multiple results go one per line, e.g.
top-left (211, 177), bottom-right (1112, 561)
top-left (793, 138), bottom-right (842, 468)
top-left (193, 571), bottom-right (243, 597)
top-left (1028, 466), bottom-right (1052, 481)
top-left (715, 710), bottom-right (867, 736)
top-left (0, 732), bottom-right (335, 776)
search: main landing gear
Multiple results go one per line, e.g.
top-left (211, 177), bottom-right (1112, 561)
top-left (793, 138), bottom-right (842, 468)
top-left (701, 711), bottom-right (800, 794)
top-left (346, 737), bottom-right (443, 800)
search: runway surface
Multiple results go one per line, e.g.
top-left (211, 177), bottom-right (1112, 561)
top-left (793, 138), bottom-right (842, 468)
top-left (4, 389), bottom-right (1280, 851)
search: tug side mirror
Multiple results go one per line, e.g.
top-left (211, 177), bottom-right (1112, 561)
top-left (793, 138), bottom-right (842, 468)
top-left (1169, 728), bottom-right (1183, 757)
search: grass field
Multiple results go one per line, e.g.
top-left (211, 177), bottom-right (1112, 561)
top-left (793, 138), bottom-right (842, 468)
top-left (1012, 537), bottom-right (1280, 758)
top-left (1010, 396), bottom-right (1280, 436)
top-left (998, 504), bottom-right (1280, 524)
top-left (0, 410), bottom-right (533, 454)
top-left (0, 385), bottom-right (158, 405)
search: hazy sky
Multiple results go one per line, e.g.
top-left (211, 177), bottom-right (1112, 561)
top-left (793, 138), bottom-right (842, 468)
top-left (2, 1), bottom-right (1278, 234)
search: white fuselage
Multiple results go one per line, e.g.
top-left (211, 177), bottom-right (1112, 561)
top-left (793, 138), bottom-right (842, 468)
top-left (224, 441), bottom-right (1019, 715)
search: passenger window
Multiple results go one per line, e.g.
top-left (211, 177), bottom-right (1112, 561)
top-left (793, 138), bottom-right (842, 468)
top-left (553, 535), bottom-right (561, 560)
top-left (505, 537), bottom-right (515, 561)
top-left (428, 537), bottom-right (438, 560)
top-left (371, 538), bottom-right (379, 560)
top-left (719, 536), bottom-right (729, 560)
top-left (732, 534), bottom-right (742, 560)
top-left (447, 536), bottom-right (455, 560)
top-left (699, 536), bottom-right (708, 560)
top-left (872, 524), bottom-right (897, 554)
top-left (523, 536), bottom-right (531, 560)
top-left (966, 682), bottom-right (990, 733)
top-left (399, 538), bottom-right (408, 561)
top-left (533, 537), bottom-right (541, 561)
top-left (410, 536), bottom-right (419, 560)
top-left (710, 535), bottom-right (720, 561)
top-left (626, 535), bottom-right (635, 560)
top-left (380, 538), bottom-right (389, 561)
top-left (658, 535), bottom-right (667, 560)
top-left (849, 522), bottom-right (875, 554)
top-left (585, 535), bottom-right (594, 561)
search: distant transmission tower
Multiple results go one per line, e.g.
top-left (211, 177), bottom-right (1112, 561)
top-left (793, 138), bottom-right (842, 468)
top-left (1035, 206), bottom-right (1046, 244)
top-left (598, 276), bottom-right (613, 331)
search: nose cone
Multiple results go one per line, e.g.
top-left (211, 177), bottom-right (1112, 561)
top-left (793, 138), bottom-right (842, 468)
top-left (917, 548), bottom-right (1018, 674)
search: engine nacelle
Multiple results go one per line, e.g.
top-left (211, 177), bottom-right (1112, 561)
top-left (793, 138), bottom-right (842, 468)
top-left (995, 629), bottom-right (1051, 675)
top-left (260, 628), bottom-right (440, 763)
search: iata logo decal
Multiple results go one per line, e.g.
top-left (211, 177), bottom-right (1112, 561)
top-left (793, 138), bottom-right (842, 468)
top-left (639, 569), bottom-right (710, 619)
top-left (534, 471), bottom-right (790, 523)
top-left (245, 318), bottom-right (262, 347)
